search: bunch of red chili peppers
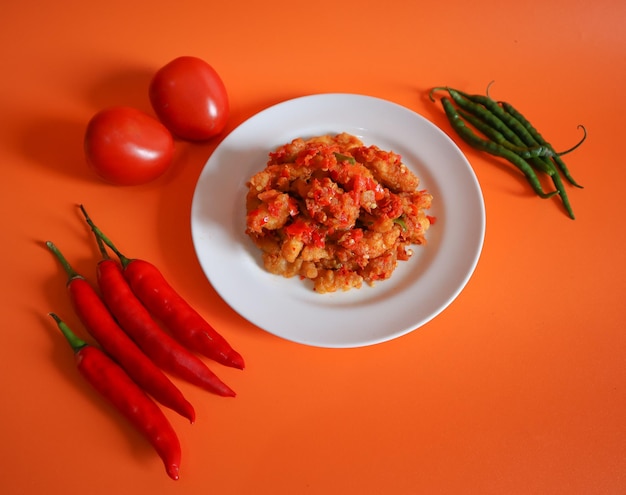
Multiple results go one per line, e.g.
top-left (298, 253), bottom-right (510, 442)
top-left (429, 84), bottom-right (586, 219)
top-left (47, 205), bottom-right (244, 480)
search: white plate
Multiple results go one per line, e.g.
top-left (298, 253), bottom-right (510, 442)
top-left (191, 93), bottom-right (485, 348)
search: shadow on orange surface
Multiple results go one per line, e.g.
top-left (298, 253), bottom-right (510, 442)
top-left (19, 116), bottom-right (92, 182)
top-left (84, 65), bottom-right (155, 115)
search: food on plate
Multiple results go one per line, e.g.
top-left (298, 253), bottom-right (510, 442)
top-left (84, 106), bottom-right (175, 186)
top-left (245, 133), bottom-right (434, 293)
top-left (429, 85), bottom-right (586, 219)
top-left (149, 56), bottom-right (229, 141)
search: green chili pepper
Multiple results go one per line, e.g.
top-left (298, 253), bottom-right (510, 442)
top-left (393, 216), bottom-right (407, 231)
top-left (498, 101), bottom-right (585, 188)
top-left (456, 100), bottom-right (577, 219)
top-left (459, 91), bottom-right (541, 146)
top-left (432, 86), bottom-right (584, 159)
top-left (456, 107), bottom-right (556, 161)
top-left (439, 97), bottom-right (557, 199)
top-left (496, 108), bottom-right (577, 219)
top-left (333, 152), bottom-right (356, 165)
top-left (546, 163), bottom-right (575, 219)
top-left (430, 87), bottom-right (523, 146)
top-left (527, 156), bottom-right (555, 177)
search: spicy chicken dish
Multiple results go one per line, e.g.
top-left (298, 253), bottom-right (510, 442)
top-left (245, 133), bottom-right (434, 293)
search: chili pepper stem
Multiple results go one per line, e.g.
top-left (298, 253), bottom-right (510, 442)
top-left (79, 205), bottom-right (132, 268)
top-left (552, 125), bottom-right (587, 157)
top-left (49, 312), bottom-right (88, 352)
top-left (46, 241), bottom-right (82, 280)
top-left (93, 228), bottom-right (112, 260)
top-left (428, 86), bottom-right (450, 102)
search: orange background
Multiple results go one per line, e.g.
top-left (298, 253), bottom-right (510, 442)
top-left (2, 0), bottom-right (625, 493)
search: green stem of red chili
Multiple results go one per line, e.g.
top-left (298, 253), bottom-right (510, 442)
top-left (94, 231), bottom-right (112, 260)
top-left (49, 312), bottom-right (87, 351)
top-left (46, 241), bottom-right (81, 280)
top-left (79, 204), bottom-right (132, 267)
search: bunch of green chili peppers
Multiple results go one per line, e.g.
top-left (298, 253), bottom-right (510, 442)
top-left (429, 85), bottom-right (585, 219)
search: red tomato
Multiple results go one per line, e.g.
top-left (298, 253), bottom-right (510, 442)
top-left (84, 107), bottom-right (174, 186)
top-left (149, 56), bottom-right (229, 141)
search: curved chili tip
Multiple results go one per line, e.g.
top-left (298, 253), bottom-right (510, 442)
top-left (226, 349), bottom-right (245, 370)
top-left (167, 464), bottom-right (180, 481)
top-left (428, 86), bottom-right (448, 102)
top-left (555, 124), bottom-right (587, 156)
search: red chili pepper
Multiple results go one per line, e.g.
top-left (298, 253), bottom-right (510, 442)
top-left (46, 241), bottom-right (196, 423)
top-left (80, 205), bottom-right (245, 370)
top-left (95, 249), bottom-right (235, 397)
top-left (48, 313), bottom-right (182, 480)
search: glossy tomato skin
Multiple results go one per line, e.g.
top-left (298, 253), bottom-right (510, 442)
top-left (85, 107), bottom-right (174, 186)
top-left (149, 56), bottom-right (229, 141)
